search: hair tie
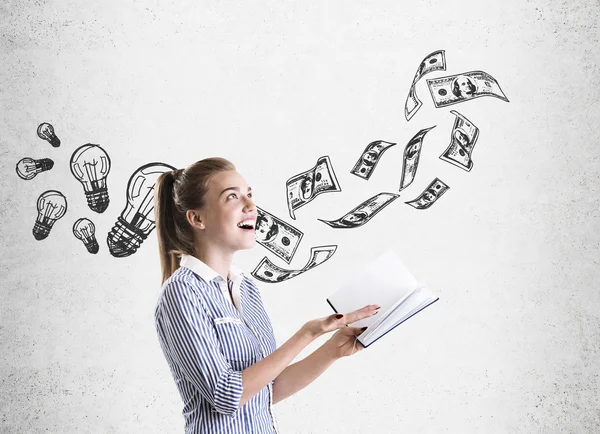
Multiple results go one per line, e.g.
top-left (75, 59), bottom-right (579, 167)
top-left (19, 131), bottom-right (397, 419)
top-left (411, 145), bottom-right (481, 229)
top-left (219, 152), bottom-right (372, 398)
top-left (172, 168), bottom-right (184, 180)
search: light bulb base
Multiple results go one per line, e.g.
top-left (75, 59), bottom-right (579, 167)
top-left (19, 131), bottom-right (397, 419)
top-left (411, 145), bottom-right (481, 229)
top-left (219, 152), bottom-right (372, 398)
top-left (107, 217), bottom-right (147, 258)
top-left (84, 238), bottom-right (99, 254)
top-left (37, 158), bottom-right (54, 172)
top-left (33, 220), bottom-right (54, 240)
top-left (85, 189), bottom-right (110, 213)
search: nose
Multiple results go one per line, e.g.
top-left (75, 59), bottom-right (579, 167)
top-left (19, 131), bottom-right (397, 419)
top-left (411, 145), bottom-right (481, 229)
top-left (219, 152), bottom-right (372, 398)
top-left (243, 195), bottom-right (255, 211)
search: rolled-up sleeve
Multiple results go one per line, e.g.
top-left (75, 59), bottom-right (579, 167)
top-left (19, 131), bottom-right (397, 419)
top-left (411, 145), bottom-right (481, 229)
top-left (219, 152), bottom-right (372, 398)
top-left (156, 280), bottom-right (243, 416)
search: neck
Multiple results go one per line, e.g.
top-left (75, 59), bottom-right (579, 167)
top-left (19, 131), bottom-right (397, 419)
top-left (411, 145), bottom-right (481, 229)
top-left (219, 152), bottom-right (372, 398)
top-left (194, 245), bottom-right (234, 280)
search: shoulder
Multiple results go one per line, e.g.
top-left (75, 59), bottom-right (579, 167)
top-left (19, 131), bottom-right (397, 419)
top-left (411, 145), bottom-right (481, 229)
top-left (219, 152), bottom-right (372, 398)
top-left (159, 268), bottom-right (208, 308)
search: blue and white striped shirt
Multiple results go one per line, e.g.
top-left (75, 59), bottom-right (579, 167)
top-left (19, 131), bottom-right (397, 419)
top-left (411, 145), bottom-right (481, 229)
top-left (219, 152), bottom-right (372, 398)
top-left (155, 254), bottom-right (280, 433)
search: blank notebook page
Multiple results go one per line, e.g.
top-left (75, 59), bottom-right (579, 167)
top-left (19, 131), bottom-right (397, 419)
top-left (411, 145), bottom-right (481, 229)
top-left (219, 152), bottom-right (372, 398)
top-left (327, 250), bottom-right (419, 329)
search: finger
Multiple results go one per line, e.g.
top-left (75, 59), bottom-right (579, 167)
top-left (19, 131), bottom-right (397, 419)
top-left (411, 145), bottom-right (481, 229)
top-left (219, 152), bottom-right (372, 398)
top-left (344, 305), bottom-right (380, 324)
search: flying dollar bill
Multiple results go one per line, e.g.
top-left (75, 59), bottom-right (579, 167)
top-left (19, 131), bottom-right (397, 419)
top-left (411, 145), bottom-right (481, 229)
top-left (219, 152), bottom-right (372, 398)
top-left (255, 206), bottom-right (303, 264)
top-left (350, 140), bottom-right (397, 180)
top-left (399, 126), bottom-right (436, 192)
top-left (286, 155), bottom-right (341, 220)
top-left (426, 70), bottom-right (509, 108)
top-left (439, 110), bottom-right (480, 172)
top-left (405, 178), bottom-right (449, 210)
top-left (404, 50), bottom-right (446, 121)
top-left (318, 192), bottom-right (399, 228)
top-left (251, 245), bottom-right (338, 283)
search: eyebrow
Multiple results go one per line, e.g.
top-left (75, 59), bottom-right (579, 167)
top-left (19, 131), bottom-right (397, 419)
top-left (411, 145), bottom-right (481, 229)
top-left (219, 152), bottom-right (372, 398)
top-left (219, 186), bottom-right (252, 197)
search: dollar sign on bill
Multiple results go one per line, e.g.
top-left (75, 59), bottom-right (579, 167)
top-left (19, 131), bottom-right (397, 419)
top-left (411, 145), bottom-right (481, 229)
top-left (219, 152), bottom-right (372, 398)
top-left (426, 70), bottom-right (509, 108)
top-left (251, 245), bottom-right (338, 283)
top-left (405, 178), bottom-right (449, 210)
top-left (350, 140), bottom-right (397, 180)
top-left (405, 50), bottom-right (447, 121)
top-left (439, 110), bottom-right (480, 172)
top-left (286, 155), bottom-right (341, 220)
top-left (318, 192), bottom-right (399, 228)
top-left (255, 206), bottom-right (303, 264)
top-left (399, 126), bottom-right (436, 192)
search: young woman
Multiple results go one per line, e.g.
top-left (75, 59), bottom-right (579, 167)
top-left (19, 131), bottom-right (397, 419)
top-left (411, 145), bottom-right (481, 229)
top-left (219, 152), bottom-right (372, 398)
top-left (154, 157), bottom-right (380, 433)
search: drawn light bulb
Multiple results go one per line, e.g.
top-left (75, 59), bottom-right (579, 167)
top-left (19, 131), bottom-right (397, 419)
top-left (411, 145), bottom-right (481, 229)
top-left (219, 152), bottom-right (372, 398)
top-left (16, 157), bottom-right (54, 180)
top-left (33, 190), bottom-right (67, 240)
top-left (107, 162), bottom-right (175, 258)
top-left (37, 122), bottom-right (61, 147)
top-left (70, 144), bottom-right (112, 213)
top-left (73, 218), bottom-right (99, 254)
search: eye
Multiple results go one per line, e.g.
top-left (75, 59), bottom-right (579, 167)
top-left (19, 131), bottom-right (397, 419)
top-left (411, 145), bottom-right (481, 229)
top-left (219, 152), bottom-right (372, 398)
top-left (227, 193), bottom-right (237, 200)
top-left (248, 192), bottom-right (253, 198)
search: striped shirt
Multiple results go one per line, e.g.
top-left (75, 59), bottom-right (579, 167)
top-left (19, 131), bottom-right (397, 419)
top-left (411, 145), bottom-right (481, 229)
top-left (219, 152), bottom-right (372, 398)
top-left (154, 254), bottom-right (280, 433)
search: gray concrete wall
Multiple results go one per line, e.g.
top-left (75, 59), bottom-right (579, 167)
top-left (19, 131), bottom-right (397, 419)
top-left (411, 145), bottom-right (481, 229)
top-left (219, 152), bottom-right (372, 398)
top-left (1, 1), bottom-right (599, 432)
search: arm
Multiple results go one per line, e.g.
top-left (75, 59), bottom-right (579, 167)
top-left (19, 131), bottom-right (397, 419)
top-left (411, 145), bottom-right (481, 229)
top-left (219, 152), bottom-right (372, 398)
top-left (271, 342), bottom-right (338, 405)
top-left (157, 282), bottom-right (245, 416)
top-left (238, 327), bottom-right (315, 407)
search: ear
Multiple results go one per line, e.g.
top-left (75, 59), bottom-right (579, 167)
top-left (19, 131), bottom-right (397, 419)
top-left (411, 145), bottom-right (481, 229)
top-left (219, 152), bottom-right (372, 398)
top-left (186, 210), bottom-right (205, 230)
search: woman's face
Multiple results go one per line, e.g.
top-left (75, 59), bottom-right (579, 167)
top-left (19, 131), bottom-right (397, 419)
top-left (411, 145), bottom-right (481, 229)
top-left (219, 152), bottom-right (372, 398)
top-left (198, 170), bottom-right (257, 253)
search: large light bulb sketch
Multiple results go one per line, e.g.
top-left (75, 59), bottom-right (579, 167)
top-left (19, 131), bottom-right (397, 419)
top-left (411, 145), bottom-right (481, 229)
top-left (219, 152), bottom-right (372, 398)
top-left (16, 157), bottom-right (54, 180)
top-left (73, 218), bottom-right (99, 254)
top-left (37, 122), bottom-right (61, 147)
top-left (33, 190), bottom-right (67, 240)
top-left (70, 144), bottom-right (112, 213)
top-left (107, 162), bottom-right (175, 258)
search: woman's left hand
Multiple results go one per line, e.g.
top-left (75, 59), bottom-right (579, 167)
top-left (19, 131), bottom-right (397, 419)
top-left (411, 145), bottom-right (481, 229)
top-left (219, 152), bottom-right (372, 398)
top-left (322, 325), bottom-right (367, 359)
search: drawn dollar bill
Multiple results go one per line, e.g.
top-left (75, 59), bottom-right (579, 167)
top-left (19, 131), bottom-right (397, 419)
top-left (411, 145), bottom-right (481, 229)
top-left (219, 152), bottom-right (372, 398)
top-left (426, 70), bottom-right (509, 108)
top-left (405, 178), bottom-right (449, 210)
top-left (350, 140), bottom-right (397, 180)
top-left (286, 155), bottom-right (341, 220)
top-left (251, 245), bottom-right (338, 283)
top-left (255, 206), bottom-right (303, 264)
top-left (439, 110), bottom-right (480, 172)
top-left (318, 192), bottom-right (400, 228)
top-left (404, 50), bottom-right (446, 121)
top-left (399, 126), bottom-right (436, 192)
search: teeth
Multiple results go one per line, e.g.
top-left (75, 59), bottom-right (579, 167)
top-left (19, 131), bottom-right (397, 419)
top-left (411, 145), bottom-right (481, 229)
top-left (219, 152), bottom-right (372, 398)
top-left (237, 219), bottom-right (255, 228)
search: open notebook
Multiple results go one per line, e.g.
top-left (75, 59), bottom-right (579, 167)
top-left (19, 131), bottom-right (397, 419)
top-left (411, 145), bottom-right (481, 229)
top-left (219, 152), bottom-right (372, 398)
top-left (326, 250), bottom-right (439, 348)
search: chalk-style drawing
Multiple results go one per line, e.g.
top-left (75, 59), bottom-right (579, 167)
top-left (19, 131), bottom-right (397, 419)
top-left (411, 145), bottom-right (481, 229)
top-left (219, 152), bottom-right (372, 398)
top-left (255, 206), bottom-right (303, 264)
top-left (70, 144), bottom-right (112, 213)
top-left (426, 71), bottom-right (509, 108)
top-left (37, 122), bottom-right (61, 147)
top-left (286, 155), bottom-right (341, 220)
top-left (439, 110), bottom-right (480, 172)
top-left (251, 245), bottom-right (338, 283)
top-left (404, 50), bottom-right (447, 121)
top-left (107, 162), bottom-right (175, 258)
top-left (350, 140), bottom-right (397, 181)
top-left (405, 178), bottom-right (449, 210)
top-left (399, 126), bottom-right (436, 192)
top-left (15, 157), bottom-right (54, 180)
top-left (73, 218), bottom-right (99, 254)
top-left (318, 192), bottom-right (399, 229)
top-left (33, 190), bottom-right (67, 240)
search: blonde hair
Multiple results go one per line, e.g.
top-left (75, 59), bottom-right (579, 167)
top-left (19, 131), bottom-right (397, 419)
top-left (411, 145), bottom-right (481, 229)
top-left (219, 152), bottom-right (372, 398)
top-left (154, 157), bottom-right (236, 284)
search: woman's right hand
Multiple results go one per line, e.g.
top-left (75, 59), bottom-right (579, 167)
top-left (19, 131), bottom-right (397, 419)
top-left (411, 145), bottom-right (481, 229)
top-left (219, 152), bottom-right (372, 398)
top-left (302, 304), bottom-right (380, 339)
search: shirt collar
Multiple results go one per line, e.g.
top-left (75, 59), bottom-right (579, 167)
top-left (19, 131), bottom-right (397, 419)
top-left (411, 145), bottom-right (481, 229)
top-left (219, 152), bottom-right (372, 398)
top-left (180, 254), bottom-right (245, 283)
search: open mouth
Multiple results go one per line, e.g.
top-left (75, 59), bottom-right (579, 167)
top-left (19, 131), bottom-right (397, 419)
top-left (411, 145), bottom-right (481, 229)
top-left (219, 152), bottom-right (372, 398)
top-left (237, 219), bottom-right (255, 231)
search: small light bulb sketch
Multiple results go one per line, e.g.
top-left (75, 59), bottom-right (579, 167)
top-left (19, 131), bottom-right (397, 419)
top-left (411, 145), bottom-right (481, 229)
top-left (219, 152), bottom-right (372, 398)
top-left (37, 122), bottom-right (61, 147)
top-left (73, 218), bottom-right (99, 254)
top-left (15, 157), bottom-right (54, 180)
top-left (70, 144), bottom-right (112, 213)
top-left (107, 162), bottom-right (175, 258)
top-left (33, 190), bottom-right (67, 240)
